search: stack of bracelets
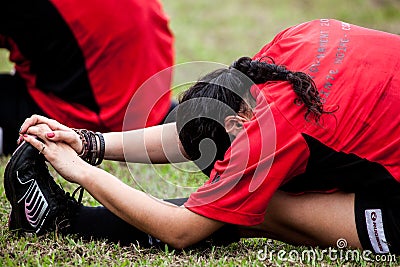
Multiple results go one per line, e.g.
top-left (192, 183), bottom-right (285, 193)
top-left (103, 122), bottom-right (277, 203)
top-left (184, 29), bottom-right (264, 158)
top-left (73, 129), bottom-right (105, 166)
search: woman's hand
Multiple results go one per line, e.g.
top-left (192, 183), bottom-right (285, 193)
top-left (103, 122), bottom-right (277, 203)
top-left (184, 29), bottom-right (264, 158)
top-left (19, 114), bottom-right (83, 155)
top-left (22, 132), bottom-right (89, 184)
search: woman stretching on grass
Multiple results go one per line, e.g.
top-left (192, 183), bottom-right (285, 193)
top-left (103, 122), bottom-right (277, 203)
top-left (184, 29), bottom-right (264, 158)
top-left (7, 19), bottom-right (400, 254)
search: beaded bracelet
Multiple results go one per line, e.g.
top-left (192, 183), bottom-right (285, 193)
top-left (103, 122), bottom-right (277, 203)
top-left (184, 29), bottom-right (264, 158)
top-left (73, 129), bottom-right (105, 166)
top-left (96, 132), bottom-right (105, 166)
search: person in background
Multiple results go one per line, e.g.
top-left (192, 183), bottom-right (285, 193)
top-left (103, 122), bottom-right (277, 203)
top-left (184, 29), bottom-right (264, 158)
top-left (0, 0), bottom-right (174, 154)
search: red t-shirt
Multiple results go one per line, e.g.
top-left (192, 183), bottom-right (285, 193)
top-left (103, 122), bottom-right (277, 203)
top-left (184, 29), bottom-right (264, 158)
top-left (1, 0), bottom-right (173, 131)
top-left (185, 19), bottom-right (400, 225)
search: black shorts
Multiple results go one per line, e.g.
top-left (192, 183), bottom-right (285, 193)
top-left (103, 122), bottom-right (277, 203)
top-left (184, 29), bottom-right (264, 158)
top-left (355, 186), bottom-right (400, 254)
top-left (280, 146), bottom-right (400, 255)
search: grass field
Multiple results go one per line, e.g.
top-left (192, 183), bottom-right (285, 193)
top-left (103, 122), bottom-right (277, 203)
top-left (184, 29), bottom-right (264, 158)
top-left (1, 0), bottom-right (400, 266)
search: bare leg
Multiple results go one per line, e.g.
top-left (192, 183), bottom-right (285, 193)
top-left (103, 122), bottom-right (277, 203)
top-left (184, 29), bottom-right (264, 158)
top-left (237, 191), bottom-right (362, 249)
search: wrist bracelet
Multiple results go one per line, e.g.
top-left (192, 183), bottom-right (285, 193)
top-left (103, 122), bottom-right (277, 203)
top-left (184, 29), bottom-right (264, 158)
top-left (96, 132), bottom-right (105, 166)
top-left (73, 129), bottom-right (105, 166)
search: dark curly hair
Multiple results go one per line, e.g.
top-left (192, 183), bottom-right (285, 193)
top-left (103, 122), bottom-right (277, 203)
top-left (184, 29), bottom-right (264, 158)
top-left (177, 56), bottom-right (329, 175)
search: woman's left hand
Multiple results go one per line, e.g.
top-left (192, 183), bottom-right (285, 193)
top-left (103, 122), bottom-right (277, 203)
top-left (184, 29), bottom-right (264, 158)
top-left (19, 115), bottom-right (84, 155)
top-left (22, 125), bottom-right (89, 184)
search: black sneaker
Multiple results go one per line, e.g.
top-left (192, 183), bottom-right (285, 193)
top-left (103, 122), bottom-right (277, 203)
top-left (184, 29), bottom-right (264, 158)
top-left (4, 141), bottom-right (80, 235)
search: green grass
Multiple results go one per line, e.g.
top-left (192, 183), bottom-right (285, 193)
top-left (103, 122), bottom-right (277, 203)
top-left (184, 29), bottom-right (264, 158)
top-left (1, 0), bottom-right (400, 266)
top-left (164, 0), bottom-right (400, 65)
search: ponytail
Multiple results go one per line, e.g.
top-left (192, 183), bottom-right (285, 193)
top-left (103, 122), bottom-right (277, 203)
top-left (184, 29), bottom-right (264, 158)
top-left (231, 56), bottom-right (329, 122)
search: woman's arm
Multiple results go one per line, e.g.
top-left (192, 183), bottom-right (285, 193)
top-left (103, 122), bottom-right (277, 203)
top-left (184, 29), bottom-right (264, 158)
top-left (78, 165), bottom-right (222, 248)
top-left (20, 115), bottom-right (188, 164)
top-left (22, 133), bottom-right (220, 248)
top-left (104, 123), bottom-right (188, 163)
